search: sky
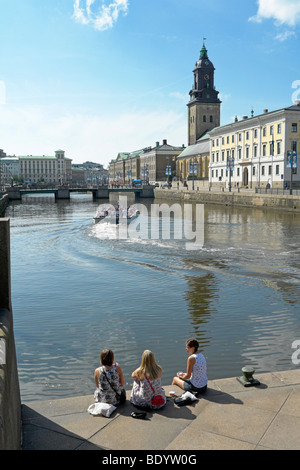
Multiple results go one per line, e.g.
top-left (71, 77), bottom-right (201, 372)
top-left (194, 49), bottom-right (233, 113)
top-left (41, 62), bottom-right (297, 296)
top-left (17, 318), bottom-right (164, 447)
top-left (0, 0), bottom-right (300, 167)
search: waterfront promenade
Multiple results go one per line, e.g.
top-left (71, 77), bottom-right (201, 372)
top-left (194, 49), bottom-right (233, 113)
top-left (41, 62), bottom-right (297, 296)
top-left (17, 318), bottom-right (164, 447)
top-left (21, 368), bottom-right (300, 450)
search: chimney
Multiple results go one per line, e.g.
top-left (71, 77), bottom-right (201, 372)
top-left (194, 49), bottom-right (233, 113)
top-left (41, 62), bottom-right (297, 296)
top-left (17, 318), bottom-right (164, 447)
top-left (294, 100), bottom-right (300, 107)
top-left (264, 109), bottom-right (268, 114)
top-left (156, 141), bottom-right (160, 147)
top-left (163, 139), bottom-right (167, 145)
top-left (234, 116), bottom-right (238, 122)
top-left (242, 116), bottom-right (248, 120)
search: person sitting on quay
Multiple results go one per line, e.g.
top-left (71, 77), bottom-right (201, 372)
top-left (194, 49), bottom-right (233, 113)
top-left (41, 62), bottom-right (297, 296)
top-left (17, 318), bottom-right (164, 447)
top-left (130, 350), bottom-right (166, 410)
top-left (172, 338), bottom-right (207, 395)
top-left (94, 349), bottom-right (125, 406)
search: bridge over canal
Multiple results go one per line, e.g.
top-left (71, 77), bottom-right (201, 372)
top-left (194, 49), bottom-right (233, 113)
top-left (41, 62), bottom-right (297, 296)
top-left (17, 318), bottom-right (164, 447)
top-left (5, 185), bottom-right (154, 201)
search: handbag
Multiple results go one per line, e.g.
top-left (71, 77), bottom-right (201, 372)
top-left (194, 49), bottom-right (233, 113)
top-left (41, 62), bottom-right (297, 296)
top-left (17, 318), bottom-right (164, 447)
top-left (145, 375), bottom-right (165, 406)
top-left (103, 368), bottom-right (126, 404)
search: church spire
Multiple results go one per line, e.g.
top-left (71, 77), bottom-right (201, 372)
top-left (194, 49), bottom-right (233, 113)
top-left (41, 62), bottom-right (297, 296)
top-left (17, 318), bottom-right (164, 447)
top-left (200, 38), bottom-right (208, 59)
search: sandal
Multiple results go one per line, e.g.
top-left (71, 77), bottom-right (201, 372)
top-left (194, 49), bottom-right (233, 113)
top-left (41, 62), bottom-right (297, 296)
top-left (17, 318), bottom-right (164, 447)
top-left (131, 411), bottom-right (147, 419)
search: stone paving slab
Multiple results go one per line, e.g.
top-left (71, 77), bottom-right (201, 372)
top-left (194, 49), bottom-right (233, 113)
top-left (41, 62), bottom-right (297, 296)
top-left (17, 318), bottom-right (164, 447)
top-left (21, 369), bottom-right (300, 451)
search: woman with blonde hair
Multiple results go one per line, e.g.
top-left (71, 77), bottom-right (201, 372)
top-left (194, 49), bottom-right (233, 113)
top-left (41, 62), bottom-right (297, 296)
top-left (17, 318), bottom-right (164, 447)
top-left (130, 350), bottom-right (166, 410)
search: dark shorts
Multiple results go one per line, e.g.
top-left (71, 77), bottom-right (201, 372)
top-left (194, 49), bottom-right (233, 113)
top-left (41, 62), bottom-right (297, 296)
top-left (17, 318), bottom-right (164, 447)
top-left (183, 380), bottom-right (207, 394)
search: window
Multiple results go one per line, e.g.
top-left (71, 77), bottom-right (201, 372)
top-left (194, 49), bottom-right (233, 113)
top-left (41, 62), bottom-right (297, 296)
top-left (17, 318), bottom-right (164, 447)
top-left (268, 165), bottom-right (272, 175)
top-left (232, 135), bottom-right (234, 143)
top-left (253, 166), bottom-right (256, 176)
top-left (291, 123), bottom-right (298, 133)
top-left (222, 151), bottom-right (225, 161)
top-left (203, 115), bottom-right (206, 122)
top-left (263, 127), bottom-right (266, 137)
top-left (276, 165), bottom-right (279, 175)
top-left (254, 129), bottom-right (258, 138)
top-left (239, 133), bottom-right (242, 142)
top-left (263, 144), bottom-right (266, 156)
top-left (246, 131), bottom-right (249, 140)
top-left (237, 168), bottom-right (240, 176)
top-left (238, 148), bottom-right (242, 160)
top-left (270, 125), bottom-right (274, 136)
top-left (262, 166), bottom-right (265, 176)
top-left (292, 141), bottom-right (297, 152)
top-left (246, 147), bottom-right (249, 158)
top-left (227, 136), bottom-right (229, 144)
top-left (210, 116), bottom-right (213, 123)
top-left (222, 137), bottom-right (224, 145)
top-left (254, 145), bottom-right (257, 157)
top-left (277, 123), bottom-right (281, 134)
top-left (277, 141), bottom-right (281, 154)
top-left (216, 152), bottom-right (219, 162)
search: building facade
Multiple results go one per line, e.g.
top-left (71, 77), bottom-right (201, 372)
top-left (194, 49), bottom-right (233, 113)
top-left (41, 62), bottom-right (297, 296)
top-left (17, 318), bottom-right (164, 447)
top-left (19, 150), bottom-right (72, 184)
top-left (108, 140), bottom-right (184, 184)
top-left (209, 103), bottom-right (300, 189)
top-left (0, 157), bottom-right (20, 185)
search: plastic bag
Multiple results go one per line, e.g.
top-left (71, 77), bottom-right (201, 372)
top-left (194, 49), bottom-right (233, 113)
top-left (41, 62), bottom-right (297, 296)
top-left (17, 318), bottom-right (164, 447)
top-left (88, 402), bottom-right (117, 417)
top-left (181, 391), bottom-right (198, 402)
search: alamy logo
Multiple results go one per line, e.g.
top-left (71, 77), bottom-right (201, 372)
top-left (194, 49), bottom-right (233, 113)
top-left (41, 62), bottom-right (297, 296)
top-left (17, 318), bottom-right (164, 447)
top-left (95, 196), bottom-right (204, 250)
top-left (0, 80), bottom-right (6, 105)
top-left (292, 340), bottom-right (300, 365)
top-left (292, 80), bottom-right (300, 103)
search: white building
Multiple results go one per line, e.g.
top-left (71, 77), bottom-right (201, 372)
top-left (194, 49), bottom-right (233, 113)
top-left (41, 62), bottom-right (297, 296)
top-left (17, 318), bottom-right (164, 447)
top-left (0, 157), bottom-right (20, 185)
top-left (19, 150), bottom-right (72, 184)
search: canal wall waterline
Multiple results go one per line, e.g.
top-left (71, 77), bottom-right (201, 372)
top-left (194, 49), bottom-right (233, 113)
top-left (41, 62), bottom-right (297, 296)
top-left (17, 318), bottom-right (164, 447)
top-left (0, 218), bottom-right (22, 450)
top-left (154, 188), bottom-right (300, 212)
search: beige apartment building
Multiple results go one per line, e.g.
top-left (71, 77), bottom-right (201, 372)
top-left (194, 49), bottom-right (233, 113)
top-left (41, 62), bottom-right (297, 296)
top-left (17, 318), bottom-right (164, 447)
top-left (108, 140), bottom-right (184, 184)
top-left (19, 150), bottom-right (72, 184)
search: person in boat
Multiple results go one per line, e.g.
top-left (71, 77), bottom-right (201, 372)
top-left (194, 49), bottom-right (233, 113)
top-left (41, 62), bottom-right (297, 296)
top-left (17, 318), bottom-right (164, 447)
top-left (172, 338), bottom-right (207, 395)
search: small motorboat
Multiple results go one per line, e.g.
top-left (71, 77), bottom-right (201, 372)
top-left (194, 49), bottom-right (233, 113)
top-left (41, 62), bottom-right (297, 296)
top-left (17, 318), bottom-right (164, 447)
top-left (93, 206), bottom-right (139, 225)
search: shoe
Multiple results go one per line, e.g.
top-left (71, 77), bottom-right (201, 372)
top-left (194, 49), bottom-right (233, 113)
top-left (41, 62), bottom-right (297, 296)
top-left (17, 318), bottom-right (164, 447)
top-left (131, 411), bottom-right (147, 419)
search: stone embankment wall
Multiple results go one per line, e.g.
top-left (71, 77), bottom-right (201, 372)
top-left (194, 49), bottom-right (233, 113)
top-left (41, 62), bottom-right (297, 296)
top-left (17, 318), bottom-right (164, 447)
top-left (0, 218), bottom-right (21, 450)
top-left (154, 189), bottom-right (300, 212)
top-left (0, 195), bottom-right (9, 217)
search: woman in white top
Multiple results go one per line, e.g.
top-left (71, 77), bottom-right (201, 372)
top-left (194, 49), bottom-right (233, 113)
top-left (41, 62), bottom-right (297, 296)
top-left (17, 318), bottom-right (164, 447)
top-left (172, 338), bottom-right (207, 394)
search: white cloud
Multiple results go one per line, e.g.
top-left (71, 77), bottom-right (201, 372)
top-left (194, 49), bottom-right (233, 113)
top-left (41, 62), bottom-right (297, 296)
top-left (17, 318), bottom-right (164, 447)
top-left (73, 0), bottom-right (129, 31)
top-left (250, 0), bottom-right (300, 26)
top-left (0, 105), bottom-right (186, 167)
top-left (274, 30), bottom-right (297, 41)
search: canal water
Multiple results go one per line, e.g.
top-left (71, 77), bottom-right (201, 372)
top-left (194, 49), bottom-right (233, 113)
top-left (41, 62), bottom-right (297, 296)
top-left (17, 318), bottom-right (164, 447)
top-left (6, 194), bottom-right (300, 402)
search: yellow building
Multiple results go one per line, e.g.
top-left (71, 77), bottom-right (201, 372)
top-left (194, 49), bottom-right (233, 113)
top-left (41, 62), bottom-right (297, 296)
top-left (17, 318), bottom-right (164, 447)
top-left (209, 103), bottom-right (300, 189)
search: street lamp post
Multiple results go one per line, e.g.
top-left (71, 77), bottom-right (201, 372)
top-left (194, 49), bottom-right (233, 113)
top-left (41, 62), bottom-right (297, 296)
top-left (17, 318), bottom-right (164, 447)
top-left (287, 149), bottom-right (297, 195)
top-left (227, 155), bottom-right (234, 192)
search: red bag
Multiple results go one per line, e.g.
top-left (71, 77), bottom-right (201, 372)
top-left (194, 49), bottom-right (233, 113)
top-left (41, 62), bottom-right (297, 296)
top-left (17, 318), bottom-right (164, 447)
top-left (151, 394), bottom-right (165, 406)
top-left (145, 375), bottom-right (165, 406)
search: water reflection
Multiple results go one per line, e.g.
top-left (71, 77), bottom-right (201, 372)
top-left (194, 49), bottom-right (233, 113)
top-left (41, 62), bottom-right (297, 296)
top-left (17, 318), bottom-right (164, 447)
top-left (184, 272), bottom-right (218, 348)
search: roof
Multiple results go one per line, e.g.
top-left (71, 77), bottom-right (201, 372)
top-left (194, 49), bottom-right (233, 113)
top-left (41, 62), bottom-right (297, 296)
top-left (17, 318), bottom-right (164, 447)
top-left (18, 155), bottom-right (72, 160)
top-left (177, 139), bottom-right (210, 158)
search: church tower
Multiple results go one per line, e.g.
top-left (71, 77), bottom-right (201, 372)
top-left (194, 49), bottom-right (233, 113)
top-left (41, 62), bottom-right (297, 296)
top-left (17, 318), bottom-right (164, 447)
top-left (187, 42), bottom-right (221, 145)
